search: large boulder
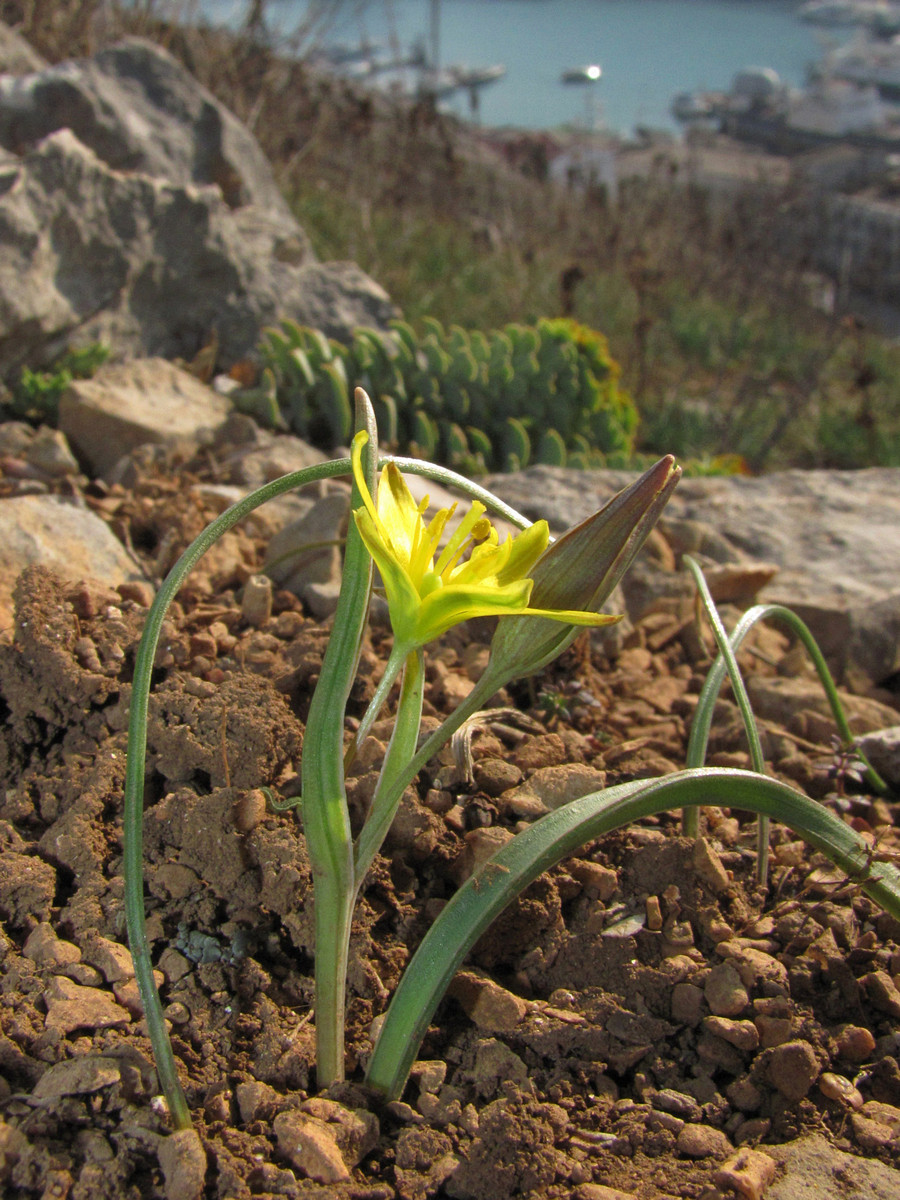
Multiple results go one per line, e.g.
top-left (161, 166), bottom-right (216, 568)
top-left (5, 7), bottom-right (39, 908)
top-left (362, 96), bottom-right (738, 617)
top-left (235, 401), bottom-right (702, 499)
top-left (0, 128), bottom-right (393, 378)
top-left (0, 494), bottom-right (143, 632)
top-left (0, 38), bottom-right (395, 378)
top-left (0, 36), bottom-right (291, 216)
top-left (487, 464), bottom-right (900, 688)
top-left (58, 358), bottom-right (233, 479)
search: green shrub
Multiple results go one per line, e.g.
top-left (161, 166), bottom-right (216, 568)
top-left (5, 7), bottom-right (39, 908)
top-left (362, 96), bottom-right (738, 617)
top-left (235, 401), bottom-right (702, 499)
top-left (8, 343), bottom-right (110, 422)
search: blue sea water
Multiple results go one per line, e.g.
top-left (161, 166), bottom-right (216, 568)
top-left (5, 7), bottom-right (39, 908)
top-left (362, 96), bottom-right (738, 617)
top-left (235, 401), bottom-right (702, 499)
top-left (198, 0), bottom-right (831, 136)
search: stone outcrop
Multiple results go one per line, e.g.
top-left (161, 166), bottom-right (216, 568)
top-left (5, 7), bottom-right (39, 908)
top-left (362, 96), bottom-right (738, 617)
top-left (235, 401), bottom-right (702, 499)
top-left (0, 37), bottom-right (293, 217)
top-left (0, 21), bottom-right (46, 74)
top-left (486, 464), bottom-right (900, 687)
top-left (0, 37), bottom-right (395, 379)
top-left (58, 358), bottom-right (233, 479)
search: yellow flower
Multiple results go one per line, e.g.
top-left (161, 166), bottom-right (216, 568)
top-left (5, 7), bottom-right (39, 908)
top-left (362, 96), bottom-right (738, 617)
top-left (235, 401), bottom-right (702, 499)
top-left (351, 431), bottom-right (616, 651)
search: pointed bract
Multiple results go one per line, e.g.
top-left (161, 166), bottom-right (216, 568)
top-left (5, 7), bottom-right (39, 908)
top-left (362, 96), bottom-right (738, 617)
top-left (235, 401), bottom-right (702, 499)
top-left (487, 456), bottom-right (681, 682)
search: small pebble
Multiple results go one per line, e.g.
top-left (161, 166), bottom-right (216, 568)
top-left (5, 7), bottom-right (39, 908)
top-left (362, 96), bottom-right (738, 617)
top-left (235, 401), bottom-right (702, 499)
top-left (754, 1014), bottom-right (794, 1049)
top-left (765, 1040), bottom-right (820, 1101)
top-left (449, 971), bottom-right (528, 1032)
top-left (232, 789), bottom-right (268, 832)
top-left (164, 1002), bottom-right (191, 1025)
top-left (713, 1147), bottom-right (777, 1200)
top-left (691, 837), bottom-right (731, 893)
top-left (862, 970), bottom-right (900, 1020)
top-left (819, 1071), bottom-right (864, 1109)
top-left (23, 924), bottom-right (81, 969)
top-left (651, 1088), bottom-right (703, 1122)
top-left (567, 859), bottom-right (618, 900)
top-left (705, 963), bottom-right (749, 1017)
top-left (157, 1129), bottom-right (207, 1200)
top-left (241, 573), bottom-right (273, 626)
top-left (861, 1099), bottom-right (900, 1133)
top-left (273, 1111), bottom-right (350, 1184)
top-left (676, 1123), bottom-right (732, 1159)
top-left (726, 1077), bottom-right (763, 1114)
top-left (704, 1016), bottom-right (759, 1052)
top-left (671, 982), bottom-right (705, 1026)
top-left (235, 1080), bottom-right (280, 1124)
top-left (834, 1024), bottom-right (876, 1062)
top-left (734, 1117), bottom-right (771, 1146)
top-left (850, 1112), bottom-right (895, 1151)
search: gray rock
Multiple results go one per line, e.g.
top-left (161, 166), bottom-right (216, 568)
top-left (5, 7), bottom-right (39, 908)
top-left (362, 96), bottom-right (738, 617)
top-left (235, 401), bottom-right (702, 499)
top-left (486, 464), bottom-right (900, 686)
top-left (0, 493), bottom-right (141, 631)
top-left (856, 726), bottom-right (900, 788)
top-left (25, 426), bottom-right (80, 477)
top-left (58, 357), bottom-right (232, 478)
top-left (768, 1131), bottom-right (900, 1199)
top-left (0, 128), bottom-right (394, 378)
top-left (0, 37), bottom-right (294, 218)
top-left (0, 21), bottom-right (46, 74)
top-left (221, 423), bottom-right (330, 488)
top-left (747, 676), bottom-right (898, 735)
top-left (264, 489), bottom-right (349, 601)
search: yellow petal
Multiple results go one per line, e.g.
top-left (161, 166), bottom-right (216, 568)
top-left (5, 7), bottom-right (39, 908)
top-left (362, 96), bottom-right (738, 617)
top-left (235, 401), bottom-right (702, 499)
top-left (434, 500), bottom-right (488, 578)
top-left (522, 607), bottom-right (622, 627)
top-left (409, 504), bottom-right (455, 583)
top-left (351, 431), bottom-right (380, 530)
top-left (353, 507), bottom-right (421, 645)
top-left (378, 463), bottom-right (422, 565)
top-left (414, 579), bottom-right (534, 644)
top-left (495, 521), bottom-right (549, 586)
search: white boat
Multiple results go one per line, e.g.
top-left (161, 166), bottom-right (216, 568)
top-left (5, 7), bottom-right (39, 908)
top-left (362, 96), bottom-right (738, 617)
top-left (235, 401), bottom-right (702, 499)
top-left (561, 65), bottom-right (602, 85)
top-left (671, 90), bottom-right (723, 122)
top-left (672, 63), bottom-right (900, 147)
top-left (787, 77), bottom-right (899, 134)
top-left (412, 0), bottom-right (506, 104)
top-left (454, 64), bottom-right (506, 90)
top-left (823, 33), bottom-right (900, 97)
top-left (799, 0), bottom-right (900, 28)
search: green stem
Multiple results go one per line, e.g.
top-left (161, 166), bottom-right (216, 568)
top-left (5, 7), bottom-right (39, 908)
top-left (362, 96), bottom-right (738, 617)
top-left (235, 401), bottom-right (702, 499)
top-left (354, 649), bottom-right (425, 886)
top-left (124, 458), bottom-right (356, 1129)
top-left (300, 395), bottom-right (377, 1087)
top-left (683, 556), bottom-right (770, 881)
top-left (687, 602), bottom-right (887, 796)
top-left (344, 640), bottom-right (413, 775)
top-left (122, 441), bottom-right (535, 1123)
top-left (386, 456), bottom-right (533, 531)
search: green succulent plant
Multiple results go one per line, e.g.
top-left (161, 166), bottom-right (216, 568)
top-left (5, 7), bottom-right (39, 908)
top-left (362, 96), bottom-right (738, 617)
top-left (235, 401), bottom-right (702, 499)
top-left (246, 316), bottom-right (638, 473)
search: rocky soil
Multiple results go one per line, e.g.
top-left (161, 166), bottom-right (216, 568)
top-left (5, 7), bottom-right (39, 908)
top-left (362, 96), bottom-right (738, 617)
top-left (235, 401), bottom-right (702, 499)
top-left (1, 425), bottom-right (900, 1200)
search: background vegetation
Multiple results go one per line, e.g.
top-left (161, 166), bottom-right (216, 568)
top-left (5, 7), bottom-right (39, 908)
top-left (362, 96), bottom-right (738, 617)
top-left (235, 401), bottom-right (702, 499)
top-left (5, 0), bottom-right (900, 472)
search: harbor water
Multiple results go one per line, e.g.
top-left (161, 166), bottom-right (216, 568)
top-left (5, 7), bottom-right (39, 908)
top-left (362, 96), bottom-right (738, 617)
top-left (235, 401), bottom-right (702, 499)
top-left (199, 0), bottom-right (829, 136)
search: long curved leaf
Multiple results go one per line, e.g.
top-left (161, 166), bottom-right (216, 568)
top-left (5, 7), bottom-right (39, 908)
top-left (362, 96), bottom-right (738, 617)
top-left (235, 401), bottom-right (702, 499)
top-left (365, 767), bottom-right (900, 1100)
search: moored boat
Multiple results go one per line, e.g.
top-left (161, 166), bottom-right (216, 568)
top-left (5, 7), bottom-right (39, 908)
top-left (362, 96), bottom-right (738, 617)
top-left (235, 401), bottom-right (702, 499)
top-left (561, 64), bottom-right (602, 85)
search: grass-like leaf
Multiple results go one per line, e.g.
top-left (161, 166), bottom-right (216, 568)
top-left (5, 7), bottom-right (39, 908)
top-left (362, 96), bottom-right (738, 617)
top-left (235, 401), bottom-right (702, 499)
top-left (365, 768), bottom-right (900, 1100)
